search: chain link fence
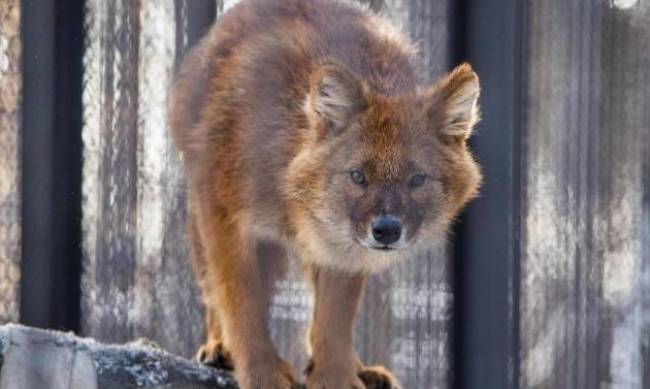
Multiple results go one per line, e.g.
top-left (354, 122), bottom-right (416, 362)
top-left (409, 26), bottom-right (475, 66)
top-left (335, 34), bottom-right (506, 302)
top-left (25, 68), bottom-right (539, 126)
top-left (0, 0), bottom-right (21, 324)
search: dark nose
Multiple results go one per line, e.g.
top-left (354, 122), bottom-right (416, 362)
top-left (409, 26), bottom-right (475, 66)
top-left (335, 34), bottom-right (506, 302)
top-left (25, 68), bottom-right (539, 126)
top-left (371, 216), bottom-right (403, 245)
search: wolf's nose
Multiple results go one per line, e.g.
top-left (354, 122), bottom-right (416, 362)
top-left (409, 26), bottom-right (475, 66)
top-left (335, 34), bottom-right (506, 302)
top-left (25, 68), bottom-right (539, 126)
top-left (371, 216), bottom-right (402, 245)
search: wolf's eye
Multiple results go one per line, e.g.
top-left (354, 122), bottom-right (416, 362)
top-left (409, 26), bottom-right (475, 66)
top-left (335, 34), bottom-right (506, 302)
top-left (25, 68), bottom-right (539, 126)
top-left (409, 173), bottom-right (426, 189)
top-left (350, 170), bottom-right (366, 186)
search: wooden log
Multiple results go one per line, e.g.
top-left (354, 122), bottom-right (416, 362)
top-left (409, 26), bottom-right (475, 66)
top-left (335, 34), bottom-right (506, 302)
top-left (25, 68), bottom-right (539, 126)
top-left (0, 324), bottom-right (237, 389)
top-left (82, 0), bottom-right (148, 346)
top-left (520, 1), bottom-right (650, 388)
top-left (0, 0), bottom-right (21, 324)
top-left (81, 0), bottom-right (209, 357)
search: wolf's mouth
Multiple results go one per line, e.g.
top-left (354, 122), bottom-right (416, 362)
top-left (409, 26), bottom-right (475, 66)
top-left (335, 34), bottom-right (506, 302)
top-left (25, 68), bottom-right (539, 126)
top-left (356, 237), bottom-right (403, 251)
top-left (372, 245), bottom-right (396, 251)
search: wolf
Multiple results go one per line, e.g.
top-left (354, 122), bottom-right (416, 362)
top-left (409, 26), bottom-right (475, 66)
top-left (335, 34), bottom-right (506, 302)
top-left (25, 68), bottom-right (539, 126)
top-left (168, 0), bottom-right (481, 388)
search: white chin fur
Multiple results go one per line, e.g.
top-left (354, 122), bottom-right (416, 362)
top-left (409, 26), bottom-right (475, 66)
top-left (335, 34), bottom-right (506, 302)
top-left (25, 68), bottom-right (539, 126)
top-left (300, 236), bottom-right (427, 274)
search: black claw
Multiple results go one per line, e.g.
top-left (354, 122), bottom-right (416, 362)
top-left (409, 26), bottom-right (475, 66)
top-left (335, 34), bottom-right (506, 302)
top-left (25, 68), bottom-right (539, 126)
top-left (358, 369), bottom-right (395, 389)
top-left (198, 346), bottom-right (235, 371)
top-left (203, 352), bottom-right (235, 371)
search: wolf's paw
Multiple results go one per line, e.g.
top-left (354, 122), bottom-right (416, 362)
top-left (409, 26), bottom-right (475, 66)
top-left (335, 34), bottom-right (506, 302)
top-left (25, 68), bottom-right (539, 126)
top-left (358, 366), bottom-right (401, 389)
top-left (306, 372), bottom-right (365, 389)
top-left (305, 359), bottom-right (365, 389)
top-left (195, 340), bottom-right (234, 371)
top-left (237, 358), bottom-right (295, 389)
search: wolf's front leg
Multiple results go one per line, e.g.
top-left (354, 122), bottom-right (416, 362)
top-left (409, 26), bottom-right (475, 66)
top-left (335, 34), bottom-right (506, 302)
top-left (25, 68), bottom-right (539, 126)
top-left (204, 221), bottom-right (294, 389)
top-left (304, 266), bottom-right (400, 388)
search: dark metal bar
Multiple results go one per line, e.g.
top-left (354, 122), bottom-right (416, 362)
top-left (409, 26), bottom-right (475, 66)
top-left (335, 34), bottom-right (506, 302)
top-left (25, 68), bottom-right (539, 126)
top-left (174, 0), bottom-right (217, 62)
top-left (452, 0), bottom-right (524, 388)
top-left (20, 0), bottom-right (85, 332)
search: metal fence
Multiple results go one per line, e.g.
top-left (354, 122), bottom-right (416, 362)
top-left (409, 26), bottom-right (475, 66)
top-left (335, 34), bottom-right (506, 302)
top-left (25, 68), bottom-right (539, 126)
top-left (2, 0), bottom-right (649, 388)
top-left (0, 0), bottom-right (20, 325)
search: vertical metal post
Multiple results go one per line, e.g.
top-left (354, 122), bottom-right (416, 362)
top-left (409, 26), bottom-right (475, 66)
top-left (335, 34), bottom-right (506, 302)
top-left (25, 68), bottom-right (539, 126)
top-left (20, 0), bottom-right (84, 331)
top-left (453, 0), bottom-right (524, 388)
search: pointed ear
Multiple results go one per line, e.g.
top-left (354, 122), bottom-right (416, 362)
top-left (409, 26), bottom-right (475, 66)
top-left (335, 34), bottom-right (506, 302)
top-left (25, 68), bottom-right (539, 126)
top-left (428, 63), bottom-right (480, 140)
top-left (306, 62), bottom-right (368, 136)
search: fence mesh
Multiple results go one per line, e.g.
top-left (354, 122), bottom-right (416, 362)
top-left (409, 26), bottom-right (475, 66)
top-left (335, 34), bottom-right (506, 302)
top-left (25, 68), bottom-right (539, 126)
top-left (0, 0), bottom-right (21, 323)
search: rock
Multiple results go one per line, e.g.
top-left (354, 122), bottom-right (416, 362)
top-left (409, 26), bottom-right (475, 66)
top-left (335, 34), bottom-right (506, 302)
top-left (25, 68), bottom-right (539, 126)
top-left (0, 324), bottom-right (238, 389)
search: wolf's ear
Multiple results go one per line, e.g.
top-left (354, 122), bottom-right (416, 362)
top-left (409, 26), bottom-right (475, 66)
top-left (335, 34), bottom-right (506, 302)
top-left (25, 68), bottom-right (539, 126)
top-left (427, 63), bottom-right (480, 141)
top-left (306, 62), bottom-right (368, 137)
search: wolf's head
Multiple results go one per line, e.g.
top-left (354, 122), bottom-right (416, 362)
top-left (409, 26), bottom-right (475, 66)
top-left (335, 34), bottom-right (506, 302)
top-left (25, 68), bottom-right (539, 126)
top-left (286, 62), bottom-right (482, 272)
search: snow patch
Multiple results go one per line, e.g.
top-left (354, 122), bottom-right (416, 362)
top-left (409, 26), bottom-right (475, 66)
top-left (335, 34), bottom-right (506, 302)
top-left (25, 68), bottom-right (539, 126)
top-left (610, 0), bottom-right (639, 9)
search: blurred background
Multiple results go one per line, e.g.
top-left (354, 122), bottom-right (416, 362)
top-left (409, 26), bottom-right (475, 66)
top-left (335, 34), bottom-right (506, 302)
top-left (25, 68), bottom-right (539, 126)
top-left (0, 0), bottom-right (649, 388)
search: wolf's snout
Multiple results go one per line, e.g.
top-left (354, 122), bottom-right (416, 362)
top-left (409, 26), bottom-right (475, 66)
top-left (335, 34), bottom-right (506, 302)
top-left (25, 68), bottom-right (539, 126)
top-left (371, 216), bottom-right (403, 245)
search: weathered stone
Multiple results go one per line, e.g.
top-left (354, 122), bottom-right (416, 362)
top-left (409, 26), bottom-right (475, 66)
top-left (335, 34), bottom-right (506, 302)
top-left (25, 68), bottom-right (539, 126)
top-left (0, 325), bottom-right (237, 389)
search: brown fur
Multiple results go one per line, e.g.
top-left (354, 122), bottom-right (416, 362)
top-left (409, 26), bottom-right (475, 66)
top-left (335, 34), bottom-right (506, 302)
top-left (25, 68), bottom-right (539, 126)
top-left (168, 1), bottom-right (481, 388)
